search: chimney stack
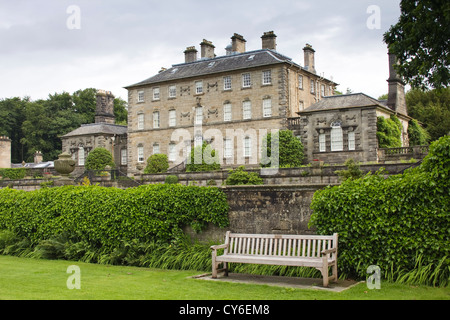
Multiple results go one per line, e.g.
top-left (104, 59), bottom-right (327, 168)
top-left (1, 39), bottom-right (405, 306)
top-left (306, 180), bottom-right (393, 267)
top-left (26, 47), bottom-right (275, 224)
top-left (95, 90), bottom-right (115, 124)
top-left (386, 51), bottom-right (407, 115)
top-left (200, 39), bottom-right (215, 59)
top-left (184, 46), bottom-right (198, 63)
top-left (303, 44), bottom-right (316, 74)
top-left (231, 33), bottom-right (246, 54)
top-left (261, 31), bottom-right (277, 50)
top-left (34, 151), bottom-right (43, 164)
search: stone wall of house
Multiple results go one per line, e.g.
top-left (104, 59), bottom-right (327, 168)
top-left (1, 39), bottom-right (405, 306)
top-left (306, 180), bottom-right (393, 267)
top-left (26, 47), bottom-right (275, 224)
top-left (299, 107), bottom-right (379, 164)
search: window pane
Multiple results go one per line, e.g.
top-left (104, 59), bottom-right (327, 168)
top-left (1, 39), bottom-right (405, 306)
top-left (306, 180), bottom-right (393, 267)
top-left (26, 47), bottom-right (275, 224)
top-left (138, 91), bottom-right (144, 102)
top-left (121, 149), bottom-right (127, 165)
top-left (153, 111), bottom-right (160, 128)
top-left (263, 99), bottom-right (272, 117)
top-left (169, 85), bottom-right (176, 98)
top-left (169, 144), bottom-right (176, 161)
top-left (169, 110), bottom-right (176, 127)
top-left (138, 146), bottom-right (144, 162)
top-left (319, 133), bottom-right (326, 152)
top-left (78, 147), bottom-right (85, 166)
top-left (195, 107), bottom-right (203, 124)
top-left (196, 81), bottom-right (203, 94)
top-left (242, 73), bottom-right (251, 87)
top-left (153, 144), bottom-right (160, 154)
top-left (243, 101), bottom-right (251, 119)
top-left (153, 87), bottom-right (160, 100)
top-left (348, 131), bottom-right (355, 150)
top-left (223, 103), bottom-right (232, 121)
top-left (331, 126), bottom-right (343, 151)
top-left (223, 76), bottom-right (231, 90)
top-left (224, 139), bottom-right (232, 158)
top-left (262, 70), bottom-right (271, 85)
top-left (138, 113), bottom-right (144, 130)
top-left (244, 137), bottom-right (251, 157)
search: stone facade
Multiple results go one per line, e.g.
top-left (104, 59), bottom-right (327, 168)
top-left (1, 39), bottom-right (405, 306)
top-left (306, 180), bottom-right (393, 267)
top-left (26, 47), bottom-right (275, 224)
top-left (61, 90), bottom-right (127, 176)
top-left (124, 32), bottom-right (337, 175)
top-left (296, 52), bottom-right (411, 164)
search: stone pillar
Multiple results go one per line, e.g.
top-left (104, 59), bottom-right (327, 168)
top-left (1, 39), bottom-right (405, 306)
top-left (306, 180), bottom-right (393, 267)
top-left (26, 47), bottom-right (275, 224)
top-left (0, 136), bottom-right (11, 168)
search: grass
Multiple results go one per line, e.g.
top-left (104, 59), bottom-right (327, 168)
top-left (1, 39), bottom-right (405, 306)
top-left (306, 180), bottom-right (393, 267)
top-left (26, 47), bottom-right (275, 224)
top-left (0, 255), bottom-right (449, 300)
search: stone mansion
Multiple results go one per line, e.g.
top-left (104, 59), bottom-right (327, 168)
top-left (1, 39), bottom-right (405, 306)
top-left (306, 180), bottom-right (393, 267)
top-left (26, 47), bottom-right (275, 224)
top-left (124, 32), bottom-right (340, 175)
top-left (60, 31), bottom-right (410, 175)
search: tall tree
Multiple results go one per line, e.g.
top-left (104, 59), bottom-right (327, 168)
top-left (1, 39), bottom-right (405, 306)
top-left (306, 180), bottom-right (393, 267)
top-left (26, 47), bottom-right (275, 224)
top-left (383, 0), bottom-right (450, 89)
top-left (406, 88), bottom-right (450, 141)
top-left (0, 97), bottom-right (28, 163)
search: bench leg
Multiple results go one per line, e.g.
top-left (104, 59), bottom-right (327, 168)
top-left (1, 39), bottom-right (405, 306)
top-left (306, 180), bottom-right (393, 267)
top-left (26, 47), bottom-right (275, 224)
top-left (321, 255), bottom-right (330, 287)
top-left (332, 262), bottom-right (338, 283)
top-left (223, 262), bottom-right (228, 277)
top-left (212, 255), bottom-right (218, 279)
top-left (322, 267), bottom-right (329, 287)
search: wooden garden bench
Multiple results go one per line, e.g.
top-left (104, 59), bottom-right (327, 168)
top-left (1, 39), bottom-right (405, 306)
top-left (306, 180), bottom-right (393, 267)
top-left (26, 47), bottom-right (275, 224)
top-left (211, 231), bottom-right (338, 287)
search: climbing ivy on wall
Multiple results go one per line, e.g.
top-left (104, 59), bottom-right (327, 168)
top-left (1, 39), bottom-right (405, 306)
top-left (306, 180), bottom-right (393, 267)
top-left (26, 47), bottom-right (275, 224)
top-left (376, 115), bottom-right (403, 148)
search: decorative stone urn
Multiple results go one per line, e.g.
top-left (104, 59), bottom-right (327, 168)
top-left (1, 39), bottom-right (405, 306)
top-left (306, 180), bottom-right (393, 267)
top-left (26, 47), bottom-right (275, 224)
top-left (54, 152), bottom-right (76, 185)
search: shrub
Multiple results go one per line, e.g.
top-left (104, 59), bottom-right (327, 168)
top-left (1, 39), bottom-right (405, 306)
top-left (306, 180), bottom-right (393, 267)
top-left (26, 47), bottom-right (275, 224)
top-left (186, 142), bottom-right (221, 172)
top-left (144, 154), bottom-right (169, 174)
top-left (164, 175), bottom-right (178, 184)
top-left (0, 184), bottom-right (229, 251)
top-left (309, 136), bottom-right (450, 286)
top-left (261, 130), bottom-right (304, 168)
top-left (334, 158), bottom-right (364, 181)
top-left (85, 147), bottom-right (115, 170)
top-left (0, 168), bottom-right (29, 180)
top-left (224, 166), bottom-right (263, 185)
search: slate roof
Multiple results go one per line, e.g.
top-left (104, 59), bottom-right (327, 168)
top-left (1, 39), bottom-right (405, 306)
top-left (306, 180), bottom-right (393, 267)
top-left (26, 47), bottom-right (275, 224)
top-left (125, 49), bottom-right (335, 88)
top-left (61, 123), bottom-right (127, 138)
top-left (300, 93), bottom-right (392, 113)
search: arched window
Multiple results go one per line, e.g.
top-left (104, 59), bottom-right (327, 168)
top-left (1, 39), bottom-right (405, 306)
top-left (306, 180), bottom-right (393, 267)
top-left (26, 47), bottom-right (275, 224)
top-left (330, 121), bottom-right (343, 151)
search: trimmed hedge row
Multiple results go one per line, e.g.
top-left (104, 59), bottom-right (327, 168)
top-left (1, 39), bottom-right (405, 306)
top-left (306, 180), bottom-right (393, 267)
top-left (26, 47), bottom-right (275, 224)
top-left (0, 184), bottom-right (229, 249)
top-left (309, 136), bottom-right (450, 282)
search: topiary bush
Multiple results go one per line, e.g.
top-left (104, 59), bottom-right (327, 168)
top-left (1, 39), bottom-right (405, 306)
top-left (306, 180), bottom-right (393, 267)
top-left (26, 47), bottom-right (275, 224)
top-left (84, 147), bottom-right (115, 170)
top-left (144, 154), bottom-right (169, 174)
top-left (309, 135), bottom-right (450, 286)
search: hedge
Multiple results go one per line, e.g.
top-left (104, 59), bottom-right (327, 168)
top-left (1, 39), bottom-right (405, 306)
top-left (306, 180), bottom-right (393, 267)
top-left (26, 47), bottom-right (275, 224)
top-left (309, 136), bottom-right (450, 284)
top-left (0, 184), bottom-right (229, 250)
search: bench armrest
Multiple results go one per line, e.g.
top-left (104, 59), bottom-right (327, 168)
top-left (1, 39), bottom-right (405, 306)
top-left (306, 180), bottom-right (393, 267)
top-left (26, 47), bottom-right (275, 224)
top-left (210, 244), bottom-right (228, 251)
top-left (321, 248), bottom-right (337, 255)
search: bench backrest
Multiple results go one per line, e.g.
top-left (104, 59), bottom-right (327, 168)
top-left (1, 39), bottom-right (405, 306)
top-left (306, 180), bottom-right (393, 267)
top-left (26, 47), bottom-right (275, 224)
top-left (225, 232), bottom-right (338, 259)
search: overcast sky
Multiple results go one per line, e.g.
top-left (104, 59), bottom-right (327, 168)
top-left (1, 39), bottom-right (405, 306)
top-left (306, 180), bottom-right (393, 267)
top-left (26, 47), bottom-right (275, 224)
top-left (0, 0), bottom-right (402, 102)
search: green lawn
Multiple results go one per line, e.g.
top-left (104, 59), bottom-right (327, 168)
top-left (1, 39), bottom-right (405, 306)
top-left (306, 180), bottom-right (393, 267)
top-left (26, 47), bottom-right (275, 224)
top-left (0, 255), bottom-right (448, 300)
